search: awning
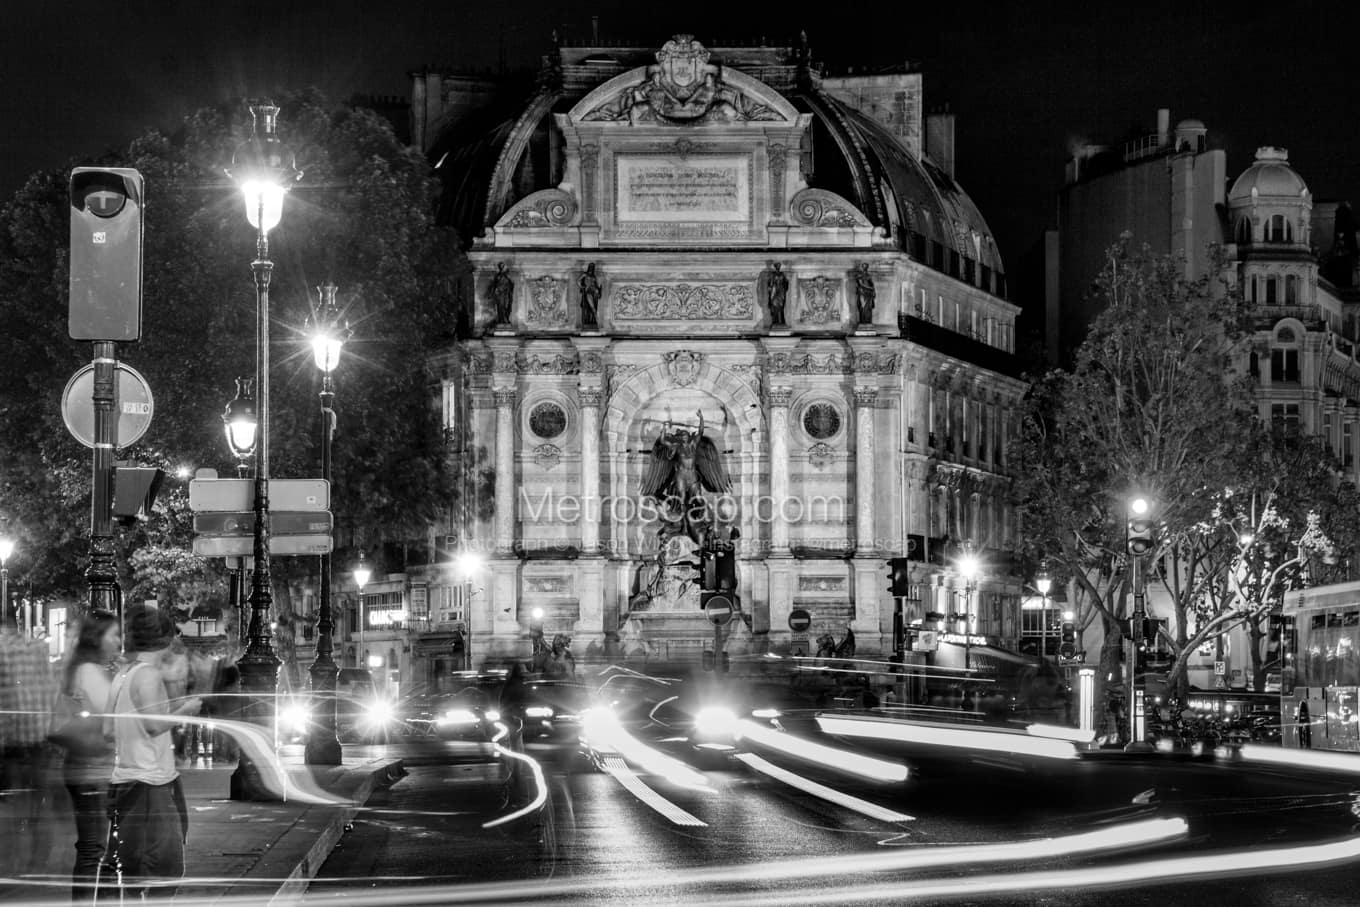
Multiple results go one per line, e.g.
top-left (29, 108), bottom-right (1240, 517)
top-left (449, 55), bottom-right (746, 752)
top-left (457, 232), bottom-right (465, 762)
top-left (938, 641), bottom-right (1041, 671)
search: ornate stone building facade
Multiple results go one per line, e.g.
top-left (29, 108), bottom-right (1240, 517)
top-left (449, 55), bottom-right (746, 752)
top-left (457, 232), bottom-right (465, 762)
top-left (418, 36), bottom-right (1026, 662)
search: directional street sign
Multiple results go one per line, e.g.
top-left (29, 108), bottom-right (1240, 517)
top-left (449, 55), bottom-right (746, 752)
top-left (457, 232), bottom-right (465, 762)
top-left (704, 594), bottom-right (734, 626)
top-left (189, 478), bottom-right (329, 512)
top-left (788, 608), bottom-right (812, 632)
top-left (192, 534), bottom-right (333, 558)
top-left (193, 512), bottom-right (333, 536)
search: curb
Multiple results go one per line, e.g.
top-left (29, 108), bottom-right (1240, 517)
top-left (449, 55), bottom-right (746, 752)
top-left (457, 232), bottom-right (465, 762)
top-left (266, 759), bottom-right (406, 906)
top-left (191, 758), bottom-right (406, 906)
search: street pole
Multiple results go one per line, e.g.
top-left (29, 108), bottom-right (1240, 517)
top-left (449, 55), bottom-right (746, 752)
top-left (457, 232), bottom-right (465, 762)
top-left (306, 284), bottom-right (346, 766)
top-left (87, 340), bottom-right (121, 617)
top-left (228, 103), bottom-right (298, 800)
top-left (1126, 551), bottom-right (1153, 752)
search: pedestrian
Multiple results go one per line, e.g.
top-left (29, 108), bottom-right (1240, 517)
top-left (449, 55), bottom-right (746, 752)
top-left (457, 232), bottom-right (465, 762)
top-left (0, 613), bottom-right (60, 881)
top-left (58, 609), bottom-right (120, 905)
top-left (105, 605), bottom-right (201, 900)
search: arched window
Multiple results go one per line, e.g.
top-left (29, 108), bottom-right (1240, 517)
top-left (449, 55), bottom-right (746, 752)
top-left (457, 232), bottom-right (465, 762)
top-left (1285, 219), bottom-right (1294, 242)
top-left (1285, 274), bottom-right (1299, 305)
top-left (1236, 217), bottom-right (1251, 244)
top-left (1265, 275), bottom-right (1279, 304)
top-left (1268, 214), bottom-right (1287, 243)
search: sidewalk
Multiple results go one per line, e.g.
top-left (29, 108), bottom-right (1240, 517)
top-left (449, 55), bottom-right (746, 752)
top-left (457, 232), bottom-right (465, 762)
top-left (0, 751), bottom-right (404, 906)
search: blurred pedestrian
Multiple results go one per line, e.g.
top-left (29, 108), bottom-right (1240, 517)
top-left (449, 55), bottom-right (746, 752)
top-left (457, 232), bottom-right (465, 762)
top-left (105, 605), bottom-right (201, 900)
top-left (498, 664), bottom-right (531, 807)
top-left (0, 613), bottom-right (60, 880)
top-left (58, 609), bottom-right (120, 904)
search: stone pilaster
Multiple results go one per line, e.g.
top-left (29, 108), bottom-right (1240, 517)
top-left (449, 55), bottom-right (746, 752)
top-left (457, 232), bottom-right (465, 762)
top-left (493, 387), bottom-right (516, 555)
top-left (854, 386), bottom-right (878, 555)
top-left (767, 386), bottom-right (793, 555)
top-left (578, 387), bottom-right (603, 554)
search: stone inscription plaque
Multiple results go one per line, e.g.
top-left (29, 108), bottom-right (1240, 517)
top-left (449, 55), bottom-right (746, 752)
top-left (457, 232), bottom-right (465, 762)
top-left (616, 155), bottom-right (750, 223)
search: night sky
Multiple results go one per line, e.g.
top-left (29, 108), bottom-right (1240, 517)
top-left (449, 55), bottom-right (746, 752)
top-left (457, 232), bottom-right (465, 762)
top-left (3, 0), bottom-right (1351, 271)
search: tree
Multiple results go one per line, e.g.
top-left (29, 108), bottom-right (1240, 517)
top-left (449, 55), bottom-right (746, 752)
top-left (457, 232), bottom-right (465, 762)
top-left (0, 91), bottom-right (466, 654)
top-left (1011, 238), bottom-right (1256, 731)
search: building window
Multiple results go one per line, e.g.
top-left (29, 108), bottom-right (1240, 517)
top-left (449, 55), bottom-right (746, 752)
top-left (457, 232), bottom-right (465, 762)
top-left (1270, 348), bottom-right (1299, 382)
top-left (1268, 214), bottom-right (1287, 243)
top-left (932, 241), bottom-right (945, 270)
top-left (1345, 422), bottom-right (1354, 467)
top-left (981, 264), bottom-right (993, 294)
top-left (1285, 274), bottom-right (1299, 305)
top-left (949, 250), bottom-right (961, 278)
top-left (1271, 403), bottom-right (1301, 441)
top-left (963, 257), bottom-right (975, 286)
top-left (1265, 275), bottom-right (1278, 304)
top-left (1236, 217), bottom-right (1251, 244)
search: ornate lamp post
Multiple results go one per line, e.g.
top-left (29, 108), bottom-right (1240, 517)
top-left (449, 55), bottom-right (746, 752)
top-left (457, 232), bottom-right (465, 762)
top-left (305, 284), bottom-right (350, 766)
top-left (353, 552), bottom-right (372, 670)
top-left (226, 103), bottom-right (300, 800)
top-left (1035, 566), bottom-right (1053, 659)
top-left (223, 377), bottom-right (257, 647)
top-left (0, 536), bottom-right (13, 629)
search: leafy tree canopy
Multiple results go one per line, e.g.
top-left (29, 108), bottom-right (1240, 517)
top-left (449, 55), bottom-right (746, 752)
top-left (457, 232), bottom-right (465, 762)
top-left (0, 89), bottom-right (463, 612)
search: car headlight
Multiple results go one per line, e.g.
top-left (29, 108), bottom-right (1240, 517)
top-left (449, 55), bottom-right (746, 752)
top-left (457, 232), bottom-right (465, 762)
top-left (363, 700), bottom-right (395, 726)
top-left (486, 710), bottom-right (501, 721)
top-left (438, 708), bottom-right (479, 725)
top-left (751, 708), bottom-right (782, 719)
top-left (526, 706), bottom-right (553, 718)
top-left (694, 706), bottom-right (739, 739)
top-left (280, 702), bottom-right (310, 733)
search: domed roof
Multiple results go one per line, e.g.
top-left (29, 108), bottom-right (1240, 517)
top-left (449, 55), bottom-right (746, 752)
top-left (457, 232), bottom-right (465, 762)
top-left (1229, 147), bottom-right (1309, 204)
top-left (428, 45), bottom-right (1005, 284)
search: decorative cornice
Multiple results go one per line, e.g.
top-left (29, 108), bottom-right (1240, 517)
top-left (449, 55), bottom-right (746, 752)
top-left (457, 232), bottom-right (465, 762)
top-left (853, 387), bottom-right (879, 407)
top-left (613, 283), bottom-right (754, 321)
top-left (493, 388), bottom-right (517, 407)
top-left (578, 387), bottom-right (603, 407)
top-left (522, 353), bottom-right (579, 375)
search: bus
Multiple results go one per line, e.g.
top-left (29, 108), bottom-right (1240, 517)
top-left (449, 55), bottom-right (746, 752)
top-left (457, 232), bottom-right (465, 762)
top-left (1281, 579), bottom-right (1360, 752)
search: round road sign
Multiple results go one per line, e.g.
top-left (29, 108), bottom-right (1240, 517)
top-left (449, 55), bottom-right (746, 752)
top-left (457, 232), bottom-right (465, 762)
top-left (705, 594), bottom-right (734, 626)
top-left (788, 608), bottom-right (812, 632)
top-left (61, 362), bottom-right (154, 449)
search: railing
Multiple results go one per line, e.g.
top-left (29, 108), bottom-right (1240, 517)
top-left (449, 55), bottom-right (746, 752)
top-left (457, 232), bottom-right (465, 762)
top-left (1123, 133), bottom-right (1166, 162)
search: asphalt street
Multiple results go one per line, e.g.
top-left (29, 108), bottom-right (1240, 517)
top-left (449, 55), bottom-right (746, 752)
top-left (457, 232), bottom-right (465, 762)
top-left (303, 734), bottom-right (1360, 905)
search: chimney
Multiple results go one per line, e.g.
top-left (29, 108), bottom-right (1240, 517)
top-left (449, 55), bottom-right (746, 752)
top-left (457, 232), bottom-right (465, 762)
top-left (1157, 108), bottom-right (1171, 148)
top-left (926, 104), bottom-right (955, 178)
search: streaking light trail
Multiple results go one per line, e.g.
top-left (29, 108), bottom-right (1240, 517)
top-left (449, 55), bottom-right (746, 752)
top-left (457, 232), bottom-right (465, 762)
top-left (482, 745), bottom-right (547, 829)
top-left (735, 753), bottom-right (916, 822)
top-left (598, 755), bottom-right (708, 827)
top-left (736, 719), bottom-right (909, 782)
top-left (816, 714), bottom-right (1079, 761)
top-left (582, 707), bottom-right (711, 791)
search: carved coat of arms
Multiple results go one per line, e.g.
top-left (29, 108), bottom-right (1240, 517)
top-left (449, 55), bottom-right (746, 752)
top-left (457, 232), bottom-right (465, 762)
top-left (663, 350), bottom-right (705, 387)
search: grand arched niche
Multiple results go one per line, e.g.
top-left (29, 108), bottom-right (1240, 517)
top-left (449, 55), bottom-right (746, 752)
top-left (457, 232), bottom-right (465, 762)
top-left (603, 361), bottom-right (765, 571)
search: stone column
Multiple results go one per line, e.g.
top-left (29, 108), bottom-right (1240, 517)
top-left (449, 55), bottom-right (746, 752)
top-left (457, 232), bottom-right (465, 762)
top-left (768, 386), bottom-right (793, 555)
top-left (854, 386), bottom-right (878, 555)
top-left (494, 387), bottom-right (516, 555)
top-left (578, 387), bottom-right (602, 553)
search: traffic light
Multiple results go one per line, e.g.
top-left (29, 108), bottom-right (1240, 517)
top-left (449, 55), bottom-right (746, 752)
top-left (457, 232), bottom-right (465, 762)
top-left (1059, 618), bottom-right (1078, 660)
top-left (69, 167), bottom-right (144, 342)
top-left (1127, 498), bottom-right (1156, 556)
top-left (885, 557), bottom-right (912, 597)
top-left (112, 465), bottom-right (164, 524)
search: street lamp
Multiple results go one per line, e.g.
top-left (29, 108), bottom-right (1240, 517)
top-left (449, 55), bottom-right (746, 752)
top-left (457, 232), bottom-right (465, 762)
top-left (0, 536), bottom-right (13, 631)
top-left (226, 102), bottom-right (300, 801)
top-left (223, 377), bottom-right (257, 647)
top-left (306, 284), bottom-right (350, 766)
top-left (1035, 566), bottom-right (1053, 659)
top-left (1125, 495), bottom-right (1156, 753)
top-left (353, 552), bottom-right (372, 672)
top-left (956, 543), bottom-right (980, 673)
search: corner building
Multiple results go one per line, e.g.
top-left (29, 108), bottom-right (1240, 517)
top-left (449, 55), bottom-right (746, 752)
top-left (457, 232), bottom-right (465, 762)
top-left (419, 36), bottom-right (1026, 663)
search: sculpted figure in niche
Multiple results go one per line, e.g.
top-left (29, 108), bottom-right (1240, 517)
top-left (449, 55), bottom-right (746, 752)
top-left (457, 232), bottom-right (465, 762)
top-left (854, 262), bottom-right (876, 325)
top-left (578, 263), bottom-right (601, 328)
top-left (490, 262), bottom-right (514, 327)
top-left (767, 262), bottom-right (789, 327)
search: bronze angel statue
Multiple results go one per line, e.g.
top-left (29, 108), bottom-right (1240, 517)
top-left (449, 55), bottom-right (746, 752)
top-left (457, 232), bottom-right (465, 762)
top-left (639, 412), bottom-right (732, 596)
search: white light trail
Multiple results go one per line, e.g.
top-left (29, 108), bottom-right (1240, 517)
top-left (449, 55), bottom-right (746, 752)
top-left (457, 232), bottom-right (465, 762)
top-left (737, 719), bottom-right (909, 782)
top-left (481, 746), bottom-right (547, 829)
top-left (817, 714), bottom-right (1079, 761)
top-left (1238, 743), bottom-right (1360, 776)
top-left (599, 755), bottom-right (708, 827)
top-left (735, 753), bottom-right (916, 822)
top-left (1025, 723), bottom-right (1097, 744)
top-left (581, 707), bottom-right (711, 791)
